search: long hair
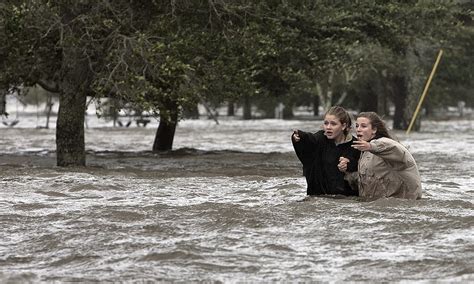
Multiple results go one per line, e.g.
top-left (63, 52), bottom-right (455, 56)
top-left (357, 112), bottom-right (393, 139)
top-left (325, 106), bottom-right (352, 135)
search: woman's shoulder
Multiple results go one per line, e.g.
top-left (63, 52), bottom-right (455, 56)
top-left (373, 137), bottom-right (397, 144)
top-left (296, 129), bottom-right (327, 145)
top-left (313, 129), bottom-right (325, 135)
top-left (312, 130), bottom-right (327, 142)
top-left (297, 129), bottom-right (324, 135)
top-left (370, 137), bottom-right (406, 153)
top-left (302, 129), bottom-right (326, 139)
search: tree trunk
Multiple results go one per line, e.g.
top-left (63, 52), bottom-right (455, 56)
top-left (153, 103), bottom-right (179, 151)
top-left (377, 86), bottom-right (387, 117)
top-left (56, 47), bottom-right (89, 166)
top-left (45, 94), bottom-right (53, 129)
top-left (242, 96), bottom-right (252, 120)
top-left (282, 101), bottom-right (294, 119)
top-left (392, 75), bottom-right (408, 130)
top-left (360, 83), bottom-right (378, 112)
top-left (56, 90), bottom-right (86, 166)
top-left (153, 118), bottom-right (177, 151)
top-left (315, 70), bottom-right (334, 113)
top-left (55, 4), bottom-right (90, 166)
top-left (227, 101), bottom-right (235, 116)
top-left (313, 95), bottom-right (320, 116)
top-left (0, 91), bottom-right (6, 116)
top-left (377, 71), bottom-right (390, 117)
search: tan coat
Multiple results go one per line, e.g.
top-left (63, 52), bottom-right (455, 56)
top-left (356, 137), bottom-right (422, 200)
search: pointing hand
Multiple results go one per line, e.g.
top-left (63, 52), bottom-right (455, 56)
top-left (292, 130), bottom-right (300, 142)
top-left (351, 140), bottom-right (371, 152)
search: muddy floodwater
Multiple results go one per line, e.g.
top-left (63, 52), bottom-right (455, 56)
top-left (0, 117), bottom-right (473, 282)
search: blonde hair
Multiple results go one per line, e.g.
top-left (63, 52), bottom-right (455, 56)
top-left (325, 106), bottom-right (352, 135)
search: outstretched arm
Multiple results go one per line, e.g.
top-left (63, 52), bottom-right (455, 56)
top-left (352, 138), bottom-right (413, 167)
top-left (292, 130), bottom-right (324, 169)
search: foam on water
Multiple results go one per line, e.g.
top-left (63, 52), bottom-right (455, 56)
top-left (0, 117), bottom-right (473, 282)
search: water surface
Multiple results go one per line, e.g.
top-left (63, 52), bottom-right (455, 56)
top-left (0, 117), bottom-right (473, 282)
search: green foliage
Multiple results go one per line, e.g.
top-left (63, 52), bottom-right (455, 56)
top-left (430, 2), bottom-right (474, 107)
top-left (1, 0), bottom-right (472, 120)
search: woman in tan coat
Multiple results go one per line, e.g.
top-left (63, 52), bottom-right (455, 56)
top-left (345, 112), bottom-right (422, 200)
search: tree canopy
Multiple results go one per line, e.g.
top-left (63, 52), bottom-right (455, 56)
top-left (1, 0), bottom-right (471, 166)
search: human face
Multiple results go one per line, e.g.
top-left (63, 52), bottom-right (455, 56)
top-left (323, 114), bottom-right (346, 142)
top-left (356, 117), bottom-right (376, 141)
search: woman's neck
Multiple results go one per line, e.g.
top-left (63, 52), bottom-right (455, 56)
top-left (334, 134), bottom-right (346, 145)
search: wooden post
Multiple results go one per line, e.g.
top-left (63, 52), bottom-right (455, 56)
top-left (406, 49), bottom-right (443, 135)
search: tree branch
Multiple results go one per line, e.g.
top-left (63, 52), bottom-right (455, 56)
top-left (37, 79), bottom-right (60, 93)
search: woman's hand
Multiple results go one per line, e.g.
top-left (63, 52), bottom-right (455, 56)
top-left (292, 130), bottom-right (300, 142)
top-left (351, 140), bottom-right (372, 152)
top-left (338, 157), bottom-right (350, 172)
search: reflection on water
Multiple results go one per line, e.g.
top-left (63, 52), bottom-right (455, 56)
top-left (0, 118), bottom-right (473, 282)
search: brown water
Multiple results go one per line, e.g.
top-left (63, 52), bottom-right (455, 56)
top-left (0, 118), bottom-right (473, 282)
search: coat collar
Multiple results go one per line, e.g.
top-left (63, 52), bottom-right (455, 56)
top-left (335, 132), bottom-right (354, 145)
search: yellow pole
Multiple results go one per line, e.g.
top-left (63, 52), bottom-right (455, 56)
top-left (406, 49), bottom-right (443, 135)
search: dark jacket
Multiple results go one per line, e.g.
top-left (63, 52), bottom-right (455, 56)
top-left (292, 130), bottom-right (360, 196)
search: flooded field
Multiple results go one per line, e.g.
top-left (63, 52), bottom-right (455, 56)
top-left (0, 117), bottom-right (473, 282)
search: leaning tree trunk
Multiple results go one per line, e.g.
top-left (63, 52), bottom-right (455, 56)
top-left (56, 89), bottom-right (87, 167)
top-left (153, 102), bottom-right (179, 152)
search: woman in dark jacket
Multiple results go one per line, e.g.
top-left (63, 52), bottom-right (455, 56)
top-left (292, 106), bottom-right (360, 196)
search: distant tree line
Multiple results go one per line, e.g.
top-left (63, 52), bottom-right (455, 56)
top-left (0, 0), bottom-right (472, 166)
